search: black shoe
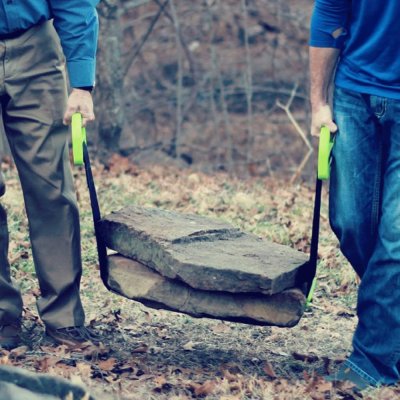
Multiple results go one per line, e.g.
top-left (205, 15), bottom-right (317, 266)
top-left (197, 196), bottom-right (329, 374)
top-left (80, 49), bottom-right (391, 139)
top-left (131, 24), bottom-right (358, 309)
top-left (325, 363), bottom-right (371, 391)
top-left (46, 326), bottom-right (102, 347)
top-left (0, 323), bottom-right (22, 350)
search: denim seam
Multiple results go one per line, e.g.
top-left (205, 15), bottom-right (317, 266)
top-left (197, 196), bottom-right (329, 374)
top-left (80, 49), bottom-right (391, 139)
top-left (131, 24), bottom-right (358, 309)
top-left (370, 140), bottom-right (382, 235)
top-left (345, 359), bottom-right (378, 386)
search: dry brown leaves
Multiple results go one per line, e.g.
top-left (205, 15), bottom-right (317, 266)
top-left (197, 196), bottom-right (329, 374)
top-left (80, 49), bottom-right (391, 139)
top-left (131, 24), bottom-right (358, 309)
top-left (2, 158), bottom-right (400, 399)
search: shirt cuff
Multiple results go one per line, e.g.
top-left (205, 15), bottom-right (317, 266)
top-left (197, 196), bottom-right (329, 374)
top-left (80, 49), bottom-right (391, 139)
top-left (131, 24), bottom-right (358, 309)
top-left (66, 59), bottom-right (96, 88)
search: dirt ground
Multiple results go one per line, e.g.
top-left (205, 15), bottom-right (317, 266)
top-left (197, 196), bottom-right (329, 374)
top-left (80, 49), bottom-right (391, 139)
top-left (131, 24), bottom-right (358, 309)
top-left (1, 156), bottom-right (399, 400)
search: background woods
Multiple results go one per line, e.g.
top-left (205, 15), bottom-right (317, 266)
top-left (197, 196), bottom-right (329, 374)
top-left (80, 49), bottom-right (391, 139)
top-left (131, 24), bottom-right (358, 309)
top-left (0, 1), bottom-right (314, 180)
top-left (94, 0), bottom-right (314, 179)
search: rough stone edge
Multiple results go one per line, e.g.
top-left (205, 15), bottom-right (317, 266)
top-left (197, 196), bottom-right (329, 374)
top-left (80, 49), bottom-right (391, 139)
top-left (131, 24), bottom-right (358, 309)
top-left (99, 207), bottom-right (308, 295)
top-left (107, 254), bottom-right (306, 328)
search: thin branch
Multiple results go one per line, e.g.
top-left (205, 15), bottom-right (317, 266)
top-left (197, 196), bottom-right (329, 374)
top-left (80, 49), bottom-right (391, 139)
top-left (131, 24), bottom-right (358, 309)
top-left (241, 0), bottom-right (254, 164)
top-left (123, 0), bottom-right (170, 79)
top-left (276, 83), bottom-right (313, 183)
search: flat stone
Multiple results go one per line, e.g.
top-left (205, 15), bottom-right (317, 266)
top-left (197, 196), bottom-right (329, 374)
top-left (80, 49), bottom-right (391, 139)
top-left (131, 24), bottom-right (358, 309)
top-left (0, 365), bottom-right (96, 400)
top-left (0, 382), bottom-right (59, 400)
top-left (99, 206), bottom-right (308, 295)
top-left (107, 254), bottom-right (306, 327)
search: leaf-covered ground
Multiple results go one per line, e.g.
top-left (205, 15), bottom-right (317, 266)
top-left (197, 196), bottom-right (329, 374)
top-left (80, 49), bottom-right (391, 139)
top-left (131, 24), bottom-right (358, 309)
top-left (1, 155), bottom-right (399, 400)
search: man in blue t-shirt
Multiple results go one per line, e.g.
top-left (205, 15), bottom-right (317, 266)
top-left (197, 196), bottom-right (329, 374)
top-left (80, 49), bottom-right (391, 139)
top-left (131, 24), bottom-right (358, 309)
top-left (310, 0), bottom-right (400, 389)
top-left (0, 1), bottom-right (100, 348)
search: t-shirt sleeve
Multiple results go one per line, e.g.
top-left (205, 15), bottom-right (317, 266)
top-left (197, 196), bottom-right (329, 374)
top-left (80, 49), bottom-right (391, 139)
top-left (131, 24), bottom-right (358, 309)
top-left (310, 0), bottom-right (351, 49)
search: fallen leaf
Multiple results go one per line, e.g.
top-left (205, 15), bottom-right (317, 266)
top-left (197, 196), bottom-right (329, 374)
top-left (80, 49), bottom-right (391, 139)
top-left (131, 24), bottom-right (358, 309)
top-left (154, 375), bottom-right (167, 387)
top-left (80, 343), bottom-right (102, 358)
top-left (76, 362), bottom-right (92, 379)
top-left (191, 380), bottom-right (217, 397)
top-left (222, 369), bottom-right (238, 382)
top-left (182, 341), bottom-right (195, 351)
top-left (35, 356), bottom-right (59, 373)
top-left (0, 352), bottom-right (9, 365)
top-left (98, 357), bottom-right (117, 371)
top-left (314, 379), bottom-right (333, 392)
top-left (10, 345), bottom-right (29, 358)
top-left (131, 343), bottom-right (148, 354)
top-left (211, 323), bottom-right (231, 334)
top-left (263, 361), bottom-right (276, 379)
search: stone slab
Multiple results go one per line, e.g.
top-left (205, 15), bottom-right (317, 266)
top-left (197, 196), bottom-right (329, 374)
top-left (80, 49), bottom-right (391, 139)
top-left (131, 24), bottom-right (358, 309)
top-left (107, 254), bottom-right (306, 327)
top-left (99, 206), bottom-right (308, 295)
top-left (0, 365), bottom-right (96, 400)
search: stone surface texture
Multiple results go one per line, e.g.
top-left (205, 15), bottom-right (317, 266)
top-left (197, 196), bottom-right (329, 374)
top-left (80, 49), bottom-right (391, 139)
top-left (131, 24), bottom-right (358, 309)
top-left (107, 255), bottom-right (306, 327)
top-left (99, 206), bottom-right (308, 295)
top-left (0, 365), bottom-right (96, 400)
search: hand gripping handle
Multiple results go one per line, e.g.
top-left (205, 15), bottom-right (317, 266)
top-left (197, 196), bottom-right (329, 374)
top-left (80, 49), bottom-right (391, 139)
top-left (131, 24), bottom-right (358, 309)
top-left (71, 113), bottom-right (87, 166)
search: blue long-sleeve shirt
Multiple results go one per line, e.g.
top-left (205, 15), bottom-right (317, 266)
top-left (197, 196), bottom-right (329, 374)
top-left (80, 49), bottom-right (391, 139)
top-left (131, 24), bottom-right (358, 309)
top-left (310, 0), bottom-right (400, 99)
top-left (0, 0), bottom-right (99, 87)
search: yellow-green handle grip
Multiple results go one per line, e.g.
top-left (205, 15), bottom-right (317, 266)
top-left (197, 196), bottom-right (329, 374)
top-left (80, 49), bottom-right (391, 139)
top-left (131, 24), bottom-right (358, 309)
top-left (306, 277), bottom-right (317, 307)
top-left (318, 126), bottom-right (334, 180)
top-left (71, 113), bottom-right (87, 166)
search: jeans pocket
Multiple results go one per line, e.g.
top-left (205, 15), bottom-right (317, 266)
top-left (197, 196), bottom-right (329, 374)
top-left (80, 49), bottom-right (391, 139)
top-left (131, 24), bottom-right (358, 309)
top-left (334, 86), bottom-right (366, 113)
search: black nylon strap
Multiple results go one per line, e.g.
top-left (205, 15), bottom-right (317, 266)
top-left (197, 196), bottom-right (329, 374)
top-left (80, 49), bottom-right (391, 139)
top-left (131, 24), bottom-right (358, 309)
top-left (82, 143), bottom-right (110, 289)
top-left (301, 176), bottom-right (323, 296)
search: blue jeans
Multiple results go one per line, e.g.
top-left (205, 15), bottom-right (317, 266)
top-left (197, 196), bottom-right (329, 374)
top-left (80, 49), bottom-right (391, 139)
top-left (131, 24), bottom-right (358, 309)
top-left (330, 87), bottom-right (400, 386)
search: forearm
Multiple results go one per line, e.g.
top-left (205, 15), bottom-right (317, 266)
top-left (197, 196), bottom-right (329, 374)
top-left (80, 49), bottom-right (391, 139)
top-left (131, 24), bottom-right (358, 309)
top-left (309, 46), bottom-right (340, 110)
top-left (308, 0), bottom-right (349, 135)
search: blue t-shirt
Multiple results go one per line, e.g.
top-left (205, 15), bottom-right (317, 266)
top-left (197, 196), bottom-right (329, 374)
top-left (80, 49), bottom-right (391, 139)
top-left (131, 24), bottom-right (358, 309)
top-left (0, 0), bottom-right (99, 87)
top-left (310, 0), bottom-right (400, 99)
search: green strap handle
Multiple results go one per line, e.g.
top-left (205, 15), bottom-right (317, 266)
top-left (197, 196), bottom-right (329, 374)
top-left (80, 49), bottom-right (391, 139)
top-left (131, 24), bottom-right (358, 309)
top-left (317, 126), bottom-right (334, 180)
top-left (71, 113), bottom-right (87, 166)
top-left (306, 126), bottom-right (335, 307)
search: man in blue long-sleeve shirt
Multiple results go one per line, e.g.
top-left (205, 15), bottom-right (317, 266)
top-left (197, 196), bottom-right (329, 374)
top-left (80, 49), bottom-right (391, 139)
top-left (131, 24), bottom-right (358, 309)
top-left (310, 0), bottom-right (400, 389)
top-left (0, 0), bottom-right (100, 348)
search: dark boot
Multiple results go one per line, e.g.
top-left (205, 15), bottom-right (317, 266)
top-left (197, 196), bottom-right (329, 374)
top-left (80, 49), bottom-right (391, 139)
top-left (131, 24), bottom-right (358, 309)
top-left (0, 323), bottom-right (22, 349)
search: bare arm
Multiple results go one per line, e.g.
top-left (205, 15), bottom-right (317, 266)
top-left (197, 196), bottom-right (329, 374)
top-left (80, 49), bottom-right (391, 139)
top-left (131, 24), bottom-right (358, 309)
top-left (308, 0), bottom-right (351, 136)
top-left (309, 47), bottom-right (340, 136)
top-left (310, 47), bottom-right (339, 109)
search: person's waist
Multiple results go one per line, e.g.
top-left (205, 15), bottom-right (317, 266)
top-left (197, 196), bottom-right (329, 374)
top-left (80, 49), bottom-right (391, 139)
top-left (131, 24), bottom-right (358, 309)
top-left (0, 21), bottom-right (46, 41)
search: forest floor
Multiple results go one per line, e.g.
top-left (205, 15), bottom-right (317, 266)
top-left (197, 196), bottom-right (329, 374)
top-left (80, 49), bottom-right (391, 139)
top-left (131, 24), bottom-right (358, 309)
top-left (1, 155), bottom-right (399, 400)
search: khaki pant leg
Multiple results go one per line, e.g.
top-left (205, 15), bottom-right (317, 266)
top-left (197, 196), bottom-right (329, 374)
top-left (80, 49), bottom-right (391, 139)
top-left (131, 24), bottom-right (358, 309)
top-left (2, 22), bottom-right (85, 329)
top-left (0, 42), bottom-right (23, 325)
top-left (0, 169), bottom-right (23, 324)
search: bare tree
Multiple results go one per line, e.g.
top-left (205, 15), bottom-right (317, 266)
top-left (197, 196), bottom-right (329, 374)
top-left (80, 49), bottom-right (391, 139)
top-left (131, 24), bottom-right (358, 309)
top-left (90, 0), bottom-right (313, 179)
top-left (95, 0), bottom-right (125, 156)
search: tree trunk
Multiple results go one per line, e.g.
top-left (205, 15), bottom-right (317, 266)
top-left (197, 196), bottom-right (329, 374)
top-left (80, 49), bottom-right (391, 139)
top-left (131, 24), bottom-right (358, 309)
top-left (94, 0), bottom-right (125, 159)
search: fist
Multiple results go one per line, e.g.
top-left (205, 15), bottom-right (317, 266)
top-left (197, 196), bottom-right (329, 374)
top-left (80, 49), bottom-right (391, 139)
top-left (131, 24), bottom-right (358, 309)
top-left (63, 89), bottom-right (95, 127)
top-left (310, 104), bottom-right (337, 137)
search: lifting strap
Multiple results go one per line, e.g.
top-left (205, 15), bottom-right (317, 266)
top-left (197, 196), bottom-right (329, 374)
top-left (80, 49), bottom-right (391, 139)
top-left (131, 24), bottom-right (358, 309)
top-left (71, 113), bottom-right (110, 290)
top-left (304, 126), bottom-right (334, 303)
top-left (82, 142), bottom-right (110, 289)
top-left (71, 114), bottom-right (333, 302)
